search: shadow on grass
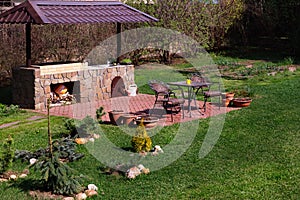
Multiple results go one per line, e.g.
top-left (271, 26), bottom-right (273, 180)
top-left (217, 45), bottom-right (300, 64)
top-left (9, 178), bottom-right (42, 192)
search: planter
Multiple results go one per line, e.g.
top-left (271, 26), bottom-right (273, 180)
top-left (232, 98), bottom-right (252, 107)
top-left (222, 92), bottom-right (235, 99)
top-left (122, 114), bottom-right (136, 126)
top-left (222, 98), bottom-right (231, 107)
top-left (225, 92), bottom-right (235, 100)
top-left (222, 92), bottom-right (235, 107)
top-left (108, 110), bottom-right (124, 125)
top-left (135, 116), bottom-right (159, 129)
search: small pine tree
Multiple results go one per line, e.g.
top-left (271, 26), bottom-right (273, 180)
top-left (96, 106), bottom-right (106, 123)
top-left (32, 155), bottom-right (83, 195)
top-left (131, 119), bottom-right (152, 152)
top-left (0, 135), bottom-right (15, 174)
top-left (30, 98), bottom-right (82, 195)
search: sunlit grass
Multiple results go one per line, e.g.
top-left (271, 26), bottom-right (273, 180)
top-left (0, 57), bottom-right (299, 199)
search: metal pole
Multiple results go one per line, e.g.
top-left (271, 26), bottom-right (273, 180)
top-left (26, 23), bottom-right (31, 67)
top-left (116, 22), bottom-right (121, 63)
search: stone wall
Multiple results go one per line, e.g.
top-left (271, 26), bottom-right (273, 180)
top-left (12, 63), bottom-right (135, 110)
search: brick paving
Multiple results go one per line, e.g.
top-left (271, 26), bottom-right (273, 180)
top-left (36, 94), bottom-right (239, 126)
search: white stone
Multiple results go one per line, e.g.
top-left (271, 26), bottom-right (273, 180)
top-left (126, 166), bottom-right (141, 179)
top-left (63, 197), bottom-right (75, 200)
top-left (19, 174), bottom-right (27, 178)
top-left (9, 175), bottom-right (17, 180)
top-left (137, 164), bottom-right (145, 171)
top-left (154, 145), bottom-right (164, 153)
top-left (87, 184), bottom-right (98, 191)
top-left (30, 158), bottom-right (37, 165)
top-left (93, 134), bottom-right (100, 139)
top-left (88, 138), bottom-right (95, 143)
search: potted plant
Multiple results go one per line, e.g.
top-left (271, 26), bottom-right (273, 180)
top-left (222, 92), bottom-right (235, 107)
top-left (231, 87), bottom-right (253, 107)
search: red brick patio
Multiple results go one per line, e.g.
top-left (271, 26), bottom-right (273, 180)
top-left (36, 94), bottom-right (239, 126)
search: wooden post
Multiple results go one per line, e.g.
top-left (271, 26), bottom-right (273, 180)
top-left (47, 98), bottom-right (53, 158)
top-left (26, 23), bottom-right (32, 67)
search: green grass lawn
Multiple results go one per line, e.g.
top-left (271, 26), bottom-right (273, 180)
top-left (0, 60), bottom-right (299, 199)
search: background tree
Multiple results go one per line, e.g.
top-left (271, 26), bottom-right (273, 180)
top-left (125, 0), bottom-right (244, 49)
top-left (230, 0), bottom-right (300, 56)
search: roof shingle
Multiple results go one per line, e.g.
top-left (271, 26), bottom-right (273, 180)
top-left (0, 0), bottom-right (158, 24)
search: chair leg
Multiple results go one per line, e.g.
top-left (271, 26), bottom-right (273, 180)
top-left (153, 94), bottom-right (158, 108)
top-left (203, 96), bottom-right (208, 112)
top-left (169, 106), bottom-right (174, 122)
top-left (181, 104), bottom-right (184, 119)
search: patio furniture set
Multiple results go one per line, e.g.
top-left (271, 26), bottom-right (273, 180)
top-left (107, 73), bottom-right (222, 127)
top-left (148, 73), bottom-right (222, 122)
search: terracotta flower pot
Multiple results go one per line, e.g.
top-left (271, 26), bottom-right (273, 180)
top-left (222, 98), bottom-right (231, 107)
top-left (122, 114), bottom-right (136, 125)
top-left (108, 110), bottom-right (124, 125)
top-left (232, 98), bottom-right (252, 107)
top-left (226, 92), bottom-right (235, 100)
top-left (135, 116), bottom-right (159, 128)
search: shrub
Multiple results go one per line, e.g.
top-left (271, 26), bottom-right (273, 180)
top-left (64, 116), bottom-right (99, 138)
top-left (31, 155), bottom-right (83, 195)
top-left (0, 135), bottom-right (15, 174)
top-left (0, 103), bottom-right (22, 117)
top-left (96, 106), bottom-right (106, 124)
top-left (120, 58), bottom-right (132, 65)
top-left (131, 120), bottom-right (152, 152)
top-left (15, 137), bottom-right (84, 163)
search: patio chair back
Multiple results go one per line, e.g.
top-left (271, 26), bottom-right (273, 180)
top-left (190, 73), bottom-right (210, 94)
top-left (202, 81), bottom-right (222, 112)
top-left (149, 80), bottom-right (171, 95)
top-left (148, 80), bottom-right (185, 121)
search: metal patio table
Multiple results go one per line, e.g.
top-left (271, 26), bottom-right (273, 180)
top-left (168, 81), bottom-right (211, 116)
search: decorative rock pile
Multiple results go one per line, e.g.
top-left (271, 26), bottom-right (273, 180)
top-left (0, 169), bottom-right (29, 182)
top-left (74, 134), bottom-right (100, 145)
top-left (126, 145), bottom-right (164, 179)
top-left (126, 164), bottom-right (150, 179)
top-left (62, 184), bottom-right (99, 200)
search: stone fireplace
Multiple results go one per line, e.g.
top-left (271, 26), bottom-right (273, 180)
top-left (12, 62), bottom-right (135, 109)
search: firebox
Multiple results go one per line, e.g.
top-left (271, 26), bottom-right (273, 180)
top-left (50, 81), bottom-right (80, 104)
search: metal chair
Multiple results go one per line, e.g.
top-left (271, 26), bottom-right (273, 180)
top-left (148, 80), bottom-right (175, 108)
top-left (163, 86), bottom-right (185, 122)
top-left (190, 73), bottom-right (209, 95)
top-left (148, 80), bottom-right (185, 122)
top-left (202, 81), bottom-right (222, 112)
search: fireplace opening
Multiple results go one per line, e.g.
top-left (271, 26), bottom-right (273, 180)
top-left (50, 81), bottom-right (80, 105)
top-left (111, 76), bottom-right (126, 98)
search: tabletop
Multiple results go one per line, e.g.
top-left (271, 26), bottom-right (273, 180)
top-left (168, 81), bottom-right (211, 87)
